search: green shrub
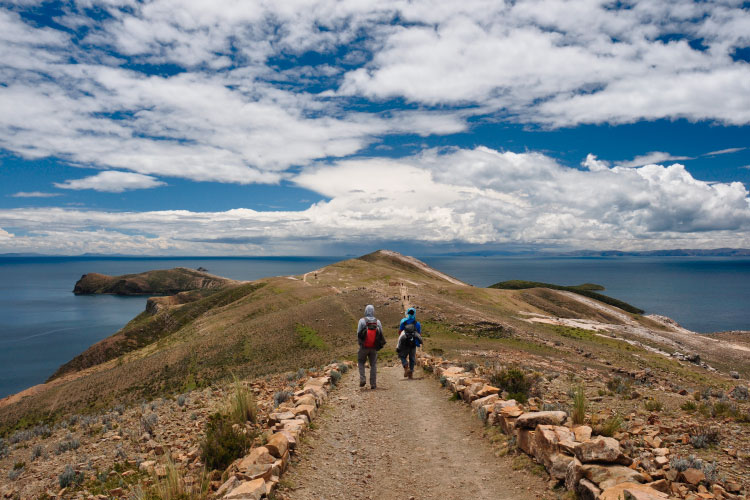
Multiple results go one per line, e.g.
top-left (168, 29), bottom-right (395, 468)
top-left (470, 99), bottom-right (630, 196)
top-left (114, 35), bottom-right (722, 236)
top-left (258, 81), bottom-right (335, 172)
top-left (681, 400), bottom-right (697, 412)
top-left (571, 386), bottom-right (587, 425)
top-left (137, 456), bottom-right (207, 500)
top-left (712, 400), bottom-right (735, 417)
top-left (329, 370), bottom-right (342, 386)
top-left (644, 400), bottom-right (663, 412)
top-left (337, 363), bottom-right (349, 374)
top-left (200, 413), bottom-right (255, 471)
top-left (439, 375), bottom-right (447, 387)
top-left (490, 367), bottom-right (531, 403)
top-left (229, 375), bottom-right (257, 425)
top-left (596, 414), bottom-right (624, 437)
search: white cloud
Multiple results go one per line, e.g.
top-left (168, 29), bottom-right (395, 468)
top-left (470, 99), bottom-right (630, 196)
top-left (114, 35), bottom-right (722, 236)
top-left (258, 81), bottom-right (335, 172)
top-left (1, 0), bottom-right (750, 190)
top-left (704, 147), bottom-right (746, 156)
top-left (2, 147), bottom-right (749, 254)
top-left (55, 171), bottom-right (166, 192)
top-left (11, 191), bottom-right (62, 198)
top-left (618, 152), bottom-right (694, 168)
top-left (0, 228), bottom-right (13, 240)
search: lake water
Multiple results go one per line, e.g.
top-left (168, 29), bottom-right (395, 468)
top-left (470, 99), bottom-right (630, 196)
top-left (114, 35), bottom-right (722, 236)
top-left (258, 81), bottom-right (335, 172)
top-left (1, 255), bottom-right (749, 398)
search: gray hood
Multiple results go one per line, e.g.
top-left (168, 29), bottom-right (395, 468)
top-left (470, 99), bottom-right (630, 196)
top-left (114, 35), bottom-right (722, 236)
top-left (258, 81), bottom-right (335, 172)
top-left (364, 304), bottom-right (375, 318)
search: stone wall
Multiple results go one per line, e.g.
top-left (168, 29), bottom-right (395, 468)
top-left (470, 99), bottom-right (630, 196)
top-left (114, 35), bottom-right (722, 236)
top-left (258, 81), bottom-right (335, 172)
top-left (418, 353), bottom-right (746, 500)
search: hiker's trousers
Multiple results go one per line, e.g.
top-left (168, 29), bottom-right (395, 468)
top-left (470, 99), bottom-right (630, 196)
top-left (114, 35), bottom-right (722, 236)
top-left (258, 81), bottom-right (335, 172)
top-left (399, 346), bottom-right (416, 371)
top-left (357, 347), bottom-right (378, 387)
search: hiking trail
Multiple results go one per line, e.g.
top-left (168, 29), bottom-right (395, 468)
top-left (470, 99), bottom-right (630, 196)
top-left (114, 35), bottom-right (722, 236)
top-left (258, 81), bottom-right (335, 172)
top-left (279, 363), bottom-right (551, 500)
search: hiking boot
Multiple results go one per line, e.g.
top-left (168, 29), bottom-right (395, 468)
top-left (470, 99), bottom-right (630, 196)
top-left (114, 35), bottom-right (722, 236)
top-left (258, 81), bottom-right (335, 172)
top-left (371, 385), bottom-right (376, 390)
top-left (360, 381), bottom-right (366, 388)
top-left (407, 369), bottom-right (413, 379)
top-left (403, 366), bottom-right (409, 378)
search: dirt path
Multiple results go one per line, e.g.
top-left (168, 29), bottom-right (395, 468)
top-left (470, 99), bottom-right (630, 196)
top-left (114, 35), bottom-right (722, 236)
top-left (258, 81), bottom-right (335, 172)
top-left (280, 364), bottom-right (551, 500)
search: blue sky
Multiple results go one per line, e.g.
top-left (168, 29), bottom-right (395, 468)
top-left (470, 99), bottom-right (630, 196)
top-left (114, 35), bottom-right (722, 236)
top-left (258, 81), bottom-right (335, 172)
top-left (1, 0), bottom-right (749, 255)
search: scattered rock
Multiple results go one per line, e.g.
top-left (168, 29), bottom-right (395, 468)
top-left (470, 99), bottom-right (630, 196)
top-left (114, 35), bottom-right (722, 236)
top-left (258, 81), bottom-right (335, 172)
top-left (514, 411), bottom-right (568, 429)
top-left (574, 436), bottom-right (629, 465)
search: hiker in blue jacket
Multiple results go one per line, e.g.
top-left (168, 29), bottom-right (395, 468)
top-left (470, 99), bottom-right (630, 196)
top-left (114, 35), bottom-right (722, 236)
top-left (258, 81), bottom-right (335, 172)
top-left (396, 307), bottom-right (422, 379)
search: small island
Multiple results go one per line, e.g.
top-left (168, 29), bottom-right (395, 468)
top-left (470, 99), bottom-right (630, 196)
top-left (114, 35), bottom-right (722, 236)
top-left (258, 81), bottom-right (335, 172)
top-left (73, 267), bottom-right (238, 296)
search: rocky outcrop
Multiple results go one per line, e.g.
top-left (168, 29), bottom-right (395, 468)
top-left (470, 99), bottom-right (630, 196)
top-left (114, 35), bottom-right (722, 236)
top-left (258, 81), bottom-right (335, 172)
top-left (73, 267), bottom-right (238, 295)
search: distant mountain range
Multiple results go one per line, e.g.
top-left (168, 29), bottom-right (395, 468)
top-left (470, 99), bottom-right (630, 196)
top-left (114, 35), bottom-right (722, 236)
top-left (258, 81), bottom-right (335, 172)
top-left (560, 248), bottom-right (750, 257)
top-left (2, 248), bottom-right (750, 258)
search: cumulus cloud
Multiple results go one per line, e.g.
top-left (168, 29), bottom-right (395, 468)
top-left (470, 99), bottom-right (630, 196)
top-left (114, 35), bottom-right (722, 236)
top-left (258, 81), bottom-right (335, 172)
top-left (55, 171), bottom-right (166, 192)
top-left (0, 228), bottom-right (13, 240)
top-left (2, 147), bottom-right (749, 254)
top-left (1, 0), bottom-right (750, 189)
top-left (11, 192), bottom-right (62, 198)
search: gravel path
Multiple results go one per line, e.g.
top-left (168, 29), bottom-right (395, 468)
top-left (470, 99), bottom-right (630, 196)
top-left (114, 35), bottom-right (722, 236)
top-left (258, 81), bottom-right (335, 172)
top-left (280, 363), bottom-right (551, 500)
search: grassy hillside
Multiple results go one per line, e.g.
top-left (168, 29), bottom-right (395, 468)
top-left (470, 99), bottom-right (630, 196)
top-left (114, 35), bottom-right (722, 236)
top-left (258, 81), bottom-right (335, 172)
top-left (1, 250), bottom-right (746, 435)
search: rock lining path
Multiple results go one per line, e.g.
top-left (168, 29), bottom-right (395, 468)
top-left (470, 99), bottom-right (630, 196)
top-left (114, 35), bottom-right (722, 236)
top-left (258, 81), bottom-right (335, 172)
top-left (280, 364), bottom-right (551, 500)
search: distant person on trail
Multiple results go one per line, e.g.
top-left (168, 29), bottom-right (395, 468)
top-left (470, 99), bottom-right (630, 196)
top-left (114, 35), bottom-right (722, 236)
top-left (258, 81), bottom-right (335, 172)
top-left (357, 304), bottom-right (386, 389)
top-left (397, 307), bottom-right (422, 379)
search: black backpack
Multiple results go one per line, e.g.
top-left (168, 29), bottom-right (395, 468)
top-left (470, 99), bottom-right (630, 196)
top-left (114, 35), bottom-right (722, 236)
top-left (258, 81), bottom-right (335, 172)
top-left (402, 321), bottom-right (417, 348)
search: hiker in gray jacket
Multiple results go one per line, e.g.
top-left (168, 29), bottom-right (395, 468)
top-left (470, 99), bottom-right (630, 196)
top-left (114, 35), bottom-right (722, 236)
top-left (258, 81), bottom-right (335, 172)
top-left (357, 304), bottom-right (385, 389)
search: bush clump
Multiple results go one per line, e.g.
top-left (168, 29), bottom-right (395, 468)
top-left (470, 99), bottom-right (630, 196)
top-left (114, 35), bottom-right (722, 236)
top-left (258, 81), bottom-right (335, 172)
top-left (689, 424), bottom-right (720, 448)
top-left (606, 377), bottom-right (631, 395)
top-left (439, 375), bottom-right (447, 387)
top-left (31, 444), bottom-right (44, 461)
top-left (177, 394), bottom-right (187, 407)
top-left (0, 438), bottom-right (8, 459)
top-left (329, 370), bottom-right (342, 386)
top-left (670, 455), bottom-right (719, 484)
top-left (200, 413), bottom-right (255, 471)
top-left (681, 400), bottom-right (697, 412)
top-left (644, 399), bottom-right (663, 412)
top-left (490, 367), bottom-right (532, 403)
top-left (55, 435), bottom-right (80, 455)
top-left (229, 375), bottom-right (257, 425)
top-left (571, 386), bottom-right (587, 425)
top-left (58, 464), bottom-right (83, 488)
top-left (595, 413), bottom-right (624, 437)
top-left (337, 363), bottom-right (349, 374)
top-left (9, 429), bottom-right (33, 444)
top-left (273, 391), bottom-right (293, 408)
top-left (730, 385), bottom-right (748, 401)
top-left (141, 413), bottom-right (158, 436)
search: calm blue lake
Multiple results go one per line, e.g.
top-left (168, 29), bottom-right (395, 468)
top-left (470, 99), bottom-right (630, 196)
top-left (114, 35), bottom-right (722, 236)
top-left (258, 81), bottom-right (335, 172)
top-left (1, 255), bottom-right (748, 398)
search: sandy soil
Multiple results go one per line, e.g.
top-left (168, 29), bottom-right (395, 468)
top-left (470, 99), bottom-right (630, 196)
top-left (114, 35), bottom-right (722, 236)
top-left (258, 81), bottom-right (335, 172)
top-left (280, 364), bottom-right (551, 500)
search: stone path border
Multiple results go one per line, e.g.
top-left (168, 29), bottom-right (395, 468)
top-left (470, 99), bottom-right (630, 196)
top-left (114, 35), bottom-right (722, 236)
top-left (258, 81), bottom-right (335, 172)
top-left (417, 353), bottom-right (746, 500)
top-left (215, 361), bottom-right (351, 500)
